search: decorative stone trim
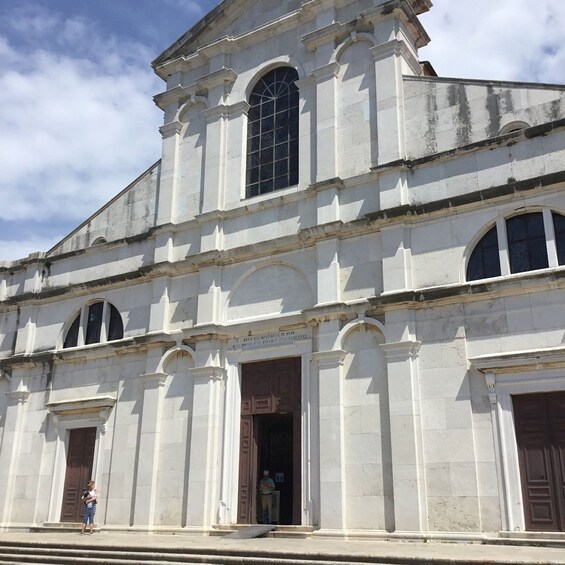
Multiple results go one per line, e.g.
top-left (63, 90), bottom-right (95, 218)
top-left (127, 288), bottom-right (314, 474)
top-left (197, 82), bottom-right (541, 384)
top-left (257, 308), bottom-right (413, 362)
top-left (312, 349), bottom-right (347, 368)
top-left (310, 62), bottom-right (341, 82)
top-left (6, 389), bottom-right (30, 404)
top-left (47, 395), bottom-right (116, 434)
top-left (380, 340), bottom-right (421, 360)
top-left (154, 85), bottom-right (195, 111)
top-left (470, 345), bottom-right (565, 373)
top-left (190, 366), bottom-right (226, 382)
top-left (159, 121), bottom-right (183, 138)
top-left (302, 21), bottom-right (349, 52)
top-left (307, 177), bottom-right (345, 193)
top-left (46, 396), bottom-right (116, 414)
top-left (370, 39), bottom-right (421, 75)
top-left (140, 372), bottom-right (168, 388)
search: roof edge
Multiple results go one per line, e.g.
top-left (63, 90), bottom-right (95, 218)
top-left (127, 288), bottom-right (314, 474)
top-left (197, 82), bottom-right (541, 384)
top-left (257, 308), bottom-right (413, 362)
top-left (46, 160), bottom-right (162, 256)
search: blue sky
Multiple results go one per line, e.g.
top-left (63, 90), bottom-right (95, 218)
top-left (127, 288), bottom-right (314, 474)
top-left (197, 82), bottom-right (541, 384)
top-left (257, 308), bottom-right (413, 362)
top-left (1, 0), bottom-right (564, 261)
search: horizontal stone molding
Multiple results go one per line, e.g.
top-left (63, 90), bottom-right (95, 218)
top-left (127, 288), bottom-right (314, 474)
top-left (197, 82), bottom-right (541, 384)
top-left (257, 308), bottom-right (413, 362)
top-left (46, 395), bottom-right (117, 414)
top-left (380, 340), bottom-right (421, 360)
top-left (190, 366), bottom-right (226, 382)
top-left (140, 372), bottom-right (168, 388)
top-left (311, 349), bottom-right (346, 368)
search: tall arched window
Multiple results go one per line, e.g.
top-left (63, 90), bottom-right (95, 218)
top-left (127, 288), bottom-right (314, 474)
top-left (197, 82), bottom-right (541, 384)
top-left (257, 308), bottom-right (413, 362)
top-left (63, 300), bottom-right (123, 348)
top-left (246, 67), bottom-right (299, 198)
top-left (467, 210), bottom-right (565, 281)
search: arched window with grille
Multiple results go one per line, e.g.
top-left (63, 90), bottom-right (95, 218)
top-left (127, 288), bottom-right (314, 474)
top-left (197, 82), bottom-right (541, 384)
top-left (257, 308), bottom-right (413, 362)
top-left (63, 300), bottom-right (124, 348)
top-left (246, 67), bottom-right (299, 198)
top-left (467, 210), bottom-right (565, 281)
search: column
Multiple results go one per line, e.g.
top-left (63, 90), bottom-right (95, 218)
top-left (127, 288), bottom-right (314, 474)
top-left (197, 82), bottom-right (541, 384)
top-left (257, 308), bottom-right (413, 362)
top-left (316, 238), bottom-right (341, 306)
top-left (313, 319), bottom-right (346, 531)
top-left (295, 76), bottom-right (315, 188)
top-left (0, 387), bottom-right (30, 528)
top-left (185, 364), bottom-right (225, 528)
top-left (223, 101), bottom-right (250, 206)
top-left (381, 339), bottom-right (427, 532)
top-left (370, 40), bottom-right (407, 166)
top-left (381, 225), bottom-right (413, 293)
top-left (156, 120), bottom-right (183, 225)
top-left (196, 267), bottom-right (221, 327)
top-left (132, 372), bottom-right (167, 527)
top-left (311, 63), bottom-right (340, 182)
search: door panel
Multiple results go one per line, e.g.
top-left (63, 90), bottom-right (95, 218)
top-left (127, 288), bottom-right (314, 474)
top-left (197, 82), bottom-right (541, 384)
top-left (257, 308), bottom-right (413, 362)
top-left (238, 358), bottom-right (301, 524)
top-left (513, 393), bottom-right (565, 531)
top-left (60, 427), bottom-right (96, 522)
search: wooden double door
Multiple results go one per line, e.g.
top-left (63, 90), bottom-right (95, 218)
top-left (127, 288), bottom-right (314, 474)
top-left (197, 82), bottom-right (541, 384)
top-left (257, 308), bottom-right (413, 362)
top-left (237, 357), bottom-right (301, 525)
top-left (513, 392), bottom-right (565, 531)
top-left (60, 427), bottom-right (96, 522)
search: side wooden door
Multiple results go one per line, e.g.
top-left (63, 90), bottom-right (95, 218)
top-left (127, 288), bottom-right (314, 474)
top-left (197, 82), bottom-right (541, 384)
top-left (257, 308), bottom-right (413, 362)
top-left (60, 427), bottom-right (96, 522)
top-left (513, 393), bottom-right (565, 531)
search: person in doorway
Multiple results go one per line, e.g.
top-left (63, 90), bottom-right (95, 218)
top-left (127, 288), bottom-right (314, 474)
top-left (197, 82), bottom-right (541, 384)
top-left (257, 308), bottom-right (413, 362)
top-left (80, 480), bottom-right (97, 534)
top-left (258, 470), bottom-right (276, 524)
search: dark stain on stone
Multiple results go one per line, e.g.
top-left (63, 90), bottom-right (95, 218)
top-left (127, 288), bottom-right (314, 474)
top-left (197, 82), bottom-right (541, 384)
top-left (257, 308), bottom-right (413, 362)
top-left (486, 86), bottom-right (501, 138)
top-left (549, 99), bottom-right (562, 121)
top-left (425, 83), bottom-right (438, 154)
top-left (448, 84), bottom-right (472, 146)
top-left (502, 89), bottom-right (514, 113)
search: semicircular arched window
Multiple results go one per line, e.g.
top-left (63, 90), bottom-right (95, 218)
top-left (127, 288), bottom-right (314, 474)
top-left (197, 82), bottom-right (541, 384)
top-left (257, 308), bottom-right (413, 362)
top-left (467, 210), bottom-right (565, 281)
top-left (246, 67), bottom-right (299, 198)
top-left (63, 300), bottom-right (124, 348)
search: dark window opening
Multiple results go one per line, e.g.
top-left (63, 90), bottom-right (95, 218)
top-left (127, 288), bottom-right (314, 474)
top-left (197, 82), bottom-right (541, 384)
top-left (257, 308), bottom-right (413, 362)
top-left (553, 212), bottom-right (565, 266)
top-left (467, 226), bottom-right (501, 281)
top-left (108, 304), bottom-right (124, 342)
top-left (63, 315), bottom-right (80, 348)
top-left (64, 300), bottom-right (123, 349)
top-left (85, 302), bottom-right (104, 345)
top-left (246, 67), bottom-right (299, 198)
top-left (507, 212), bottom-right (548, 273)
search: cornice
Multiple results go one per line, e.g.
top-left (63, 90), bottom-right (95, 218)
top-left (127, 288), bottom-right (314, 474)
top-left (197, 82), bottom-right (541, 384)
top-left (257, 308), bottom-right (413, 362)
top-left (470, 345), bottom-right (565, 374)
top-left (154, 67), bottom-right (237, 111)
top-left (302, 21), bottom-right (350, 52)
top-left (380, 340), bottom-right (421, 360)
top-left (310, 62), bottom-right (341, 82)
top-left (46, 395), bottom-right (116, 413)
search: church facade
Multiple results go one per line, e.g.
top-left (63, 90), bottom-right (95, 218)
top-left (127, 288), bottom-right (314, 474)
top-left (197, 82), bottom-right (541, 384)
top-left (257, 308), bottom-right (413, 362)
top-left (1, 0), bottom-right (565, 539)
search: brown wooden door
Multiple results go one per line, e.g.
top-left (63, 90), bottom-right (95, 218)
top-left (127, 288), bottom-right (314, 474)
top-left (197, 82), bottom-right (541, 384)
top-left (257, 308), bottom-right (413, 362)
top-left (238, 358), bottom-right (301, 524)
top-left (513, 392), bottom-right (565, 531)
top-left (60, 427), bottom-right (96, 522)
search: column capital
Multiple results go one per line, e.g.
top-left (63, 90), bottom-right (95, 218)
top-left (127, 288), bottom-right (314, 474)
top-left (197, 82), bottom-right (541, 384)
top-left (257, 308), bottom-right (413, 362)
top-left (159, 120), bottom-right (183, 138)
top-left (191, 365), bottom-right (226, 382)
top-left (381, 340), bottom-right (421, 360)
top-left (310, 62), bottom-right (341, 82)
top-left (140, 372), bottom-right (168, 389)
top-left (6, 389), bottom-right (30, 404)
top-left (312, 349), bottom-right (346, 368)
top-left (203, 104), bottom-right (230, 122)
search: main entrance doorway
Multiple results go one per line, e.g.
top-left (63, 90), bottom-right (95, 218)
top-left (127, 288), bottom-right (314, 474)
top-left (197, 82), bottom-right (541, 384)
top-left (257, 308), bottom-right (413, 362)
top-left (513, 392), bottom-right (565, 531)
top-left (60, 427), bottom-right (96, 522)
top-left (237, 357), bottom-right (301, 525)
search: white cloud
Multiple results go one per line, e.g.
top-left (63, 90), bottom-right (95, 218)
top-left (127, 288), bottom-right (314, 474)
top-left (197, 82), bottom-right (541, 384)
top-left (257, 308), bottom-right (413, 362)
top-left (419, 0), bottom-right (565, 84)
top-left (0, 7), bottom-right (163, 230)
top-left (0, 235), bottom-right (63, 262)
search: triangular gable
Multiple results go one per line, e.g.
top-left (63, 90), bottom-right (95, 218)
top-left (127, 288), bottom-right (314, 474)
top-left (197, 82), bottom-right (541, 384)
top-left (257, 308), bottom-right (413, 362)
top-left (152, 0), bottom-right (302, 70)
top-left (47, 161), bottom-right (161, 257)
top-left (152, 0), bottom-right (431, 71)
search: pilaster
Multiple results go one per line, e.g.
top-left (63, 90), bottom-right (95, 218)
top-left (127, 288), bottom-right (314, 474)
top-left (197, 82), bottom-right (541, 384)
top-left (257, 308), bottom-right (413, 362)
top-left (0, 387), bottom-right (30, 528)
top-left (156, 120), bottom-right (183, 225)
top-left (132, 372), bottom-right (167, 527)
top-left (311, 63), bottom-right (340, 182)
top-left (185, 364), bottom-right (226, 528)
top-left (316, 237), bottom-right (341, 306)
top-left (381, 338), bottom-right (428, 532)
top-left (312, 343), bottom-right (346, 530)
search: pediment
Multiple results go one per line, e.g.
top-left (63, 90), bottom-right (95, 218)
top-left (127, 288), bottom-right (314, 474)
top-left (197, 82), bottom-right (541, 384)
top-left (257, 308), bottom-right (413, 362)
top-left (153, 0), bottom-right (303, 70)
top-left (152, 0), bottom-right (432, 73)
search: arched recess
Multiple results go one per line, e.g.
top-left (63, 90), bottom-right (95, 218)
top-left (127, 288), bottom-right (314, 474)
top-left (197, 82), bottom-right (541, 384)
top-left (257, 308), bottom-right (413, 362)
top-left (335, 34), bottom-right (378, 177)
top-left (233, 56), bottom-right (307, 102)
top-left (499, 120), bottom-right (530, 135)
top-left (340, 320), bottom-right (394, 531)
top-left (155, 346), bottom-right (195, 527)
top-left (176, 98), bottom-right (208, 221)
top-left (334, 317), bottom-right (387, 351)
top-left (226, 262), bottom-right (314, 322)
